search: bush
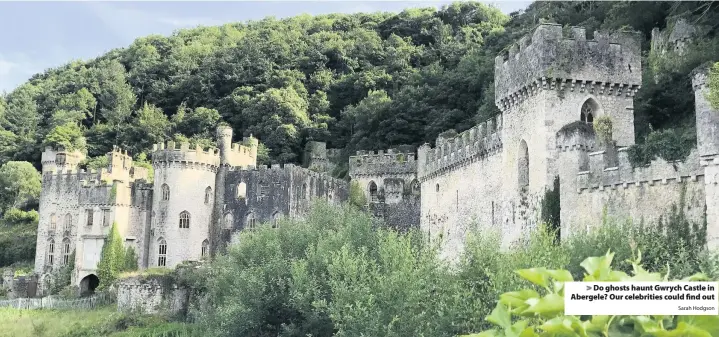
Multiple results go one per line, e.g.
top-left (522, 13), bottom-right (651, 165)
top-left (200, 202), bottom-right (489, 337)
top-left (626, 127), bottom-right (696, 167)
top-left (96, 222), bottom-right (125, 290)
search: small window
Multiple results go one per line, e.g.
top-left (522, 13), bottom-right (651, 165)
top-left (158, 239), bottom-right (167, 267)
top-left (246, 213), bottom-right (256, 230)
top-left (47, 239), bottom-right (55, 266)
top-left (201, 239), bottom-right (209, 258)
top-left (86, 209), bottom-right (94, 227)
top-left (237, 182), bottom-right (247, 199)
top-left (204, 186), bottom-right (212, 205)
top-left (435, 184), bottom-right (440, 192)
top-left (62, 238), bottom-right (71, 265)
top-left (50, 213), bottom-right (57, 231)
top-left (102, 209), bottom-right (110, 227)
top-left (179, 211), bottom-right (190, 229)
top-left (64, 214), bottom-right (72, 232)
top-left (411, 179), bottom-right (420, 196)
top-left (259, 183), bottom-right (269, 197)
top-left (161, 184), bottom-right (170, 201)
top-left (302, 183), bottom-right (308, 199)
top-left (368, 181), bottom-right (378, 202)
top-left (272, 212), bottom-right (280, 229)
top-left (224, 212), bottom-right (234, 229)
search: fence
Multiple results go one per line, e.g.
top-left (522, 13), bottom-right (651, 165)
top-left (0, 292), bottom-right (114, 310)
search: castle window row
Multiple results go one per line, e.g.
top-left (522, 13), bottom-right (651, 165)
top-left (155, 237), bottom-right (210, 267)
top-left (45, 238), bottom-right (71, 267)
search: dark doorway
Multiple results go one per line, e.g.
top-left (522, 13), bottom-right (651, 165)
top-left (79, 274), bottom-right (100, 297)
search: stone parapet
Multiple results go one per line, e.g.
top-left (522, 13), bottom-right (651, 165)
top-left (151, 141), bottom-right (221, 168)
top-left (495, 23), bottom-right (642, 110)
top-left (417, 114), bottom-right (503, 181)
top-left (349, 146), bottom-right (417, 178)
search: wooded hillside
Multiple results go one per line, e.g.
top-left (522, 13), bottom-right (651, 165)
top-left (0, 1), bottom-right (718, 177)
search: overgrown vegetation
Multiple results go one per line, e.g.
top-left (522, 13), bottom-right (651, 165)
top-left (193, 202), bottom-right (716, 337)
top-left (96, 222), bottom-right (128, 290)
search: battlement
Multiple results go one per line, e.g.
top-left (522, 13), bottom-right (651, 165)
top-left (151, 141), bottom-right (221, 167)
top-left (349, 146), bottom-right (417, 177)
top-left (494, 23), bottom-right (642, 108)
top-left (418, 114), bottom-right (503, 180)
top-left (577, 146), bottom-right (703, 192)
top-left (555, 121), bottom-right (597, 153)
top-left (41, 147), bottom-right (86, 173)
top-left (227, 137), bottom-right (258, 167)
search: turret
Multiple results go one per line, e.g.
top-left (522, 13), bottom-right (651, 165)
top-left (242, 135), bottom-right (259, 161)
top-left (217, 125), bottom-right (233, 166)
top-left (41, 147), bottom-right (85, 174)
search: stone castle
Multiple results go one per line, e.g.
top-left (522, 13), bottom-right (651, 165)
top-left (33, 23), bottom-right (719, 292)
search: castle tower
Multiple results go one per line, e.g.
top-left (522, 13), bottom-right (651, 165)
top-left (150, 139), bottom-right (220, 268)
top-left (692, 64), bottom-right (719, 249)
top-left (493, 23), bottom-right (641, 202)
top-left (210, 125), bottom-right (232, 257)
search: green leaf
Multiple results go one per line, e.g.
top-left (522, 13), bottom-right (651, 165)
top-left (517, 268), bottom-right (550, 288)
top-left (500, 289), bottom-right (540, 310)
top-left (546, 269), bottom-right (574, 282)
top-left (681, 273), bottom-right (710, 281)
top-left (522, 293), bottom-right (564, 318)
top-left (539, 316), bottom-right (580, 336)
top-left (486, 302), bottom-right (513, 330)
top-left (676, 315), bottom-right (719, 336)
top-left (654, 322), bottom-right (712, 337)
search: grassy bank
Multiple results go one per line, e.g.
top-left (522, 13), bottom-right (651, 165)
top-left (0, 306), bottom-right (197, 337)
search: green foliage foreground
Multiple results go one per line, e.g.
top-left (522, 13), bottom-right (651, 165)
top-left (465, 250), bottom-right (719, 337)
top-left (196, 203), bottom-right (719, 337)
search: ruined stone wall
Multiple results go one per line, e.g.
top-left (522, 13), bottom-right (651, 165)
top-left (116, 277), bottom-right (187, 315)
top-left (221, 165), bottom-right (349, 236)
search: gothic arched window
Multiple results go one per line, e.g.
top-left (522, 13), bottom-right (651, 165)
top-left (224, 212), bottom-right (234, 229)
top-left (50, 213), bottom-right (57, 231)
top-left (179, 211), bottom-right (190, 229)
top-left (64, 213), bottom-right (72, 232)
top-left (205, 186), bottom-right (212, 205)
top-left (368, 181), bottom-right (378, 202)
top-left (246, 212), bottom-right (256, 230)
top-left (62, 238), bottom-right (71, 265)
top-left (161, 184), bottom-right (170, 201)
top-left (271, 211), bottom-right (281, 229)
top-left (201, 239), bottom-right (209, 258)
top-left (47, 239), bottom-right (55, 266)
top-left (158, 238), bottom-right (167, 267)
top-left (580, 99), bottom-right (600, 124)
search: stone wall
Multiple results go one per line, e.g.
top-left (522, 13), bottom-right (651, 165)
top-left (116, 276), bottom-right (187, 315)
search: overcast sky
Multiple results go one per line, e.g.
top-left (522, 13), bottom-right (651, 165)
top-left (0, 1), bottom-right (531, 93)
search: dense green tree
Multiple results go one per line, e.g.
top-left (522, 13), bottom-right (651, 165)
top-left (43, 123), bottom-right (87, 153)
top-left (0, 161), bottom-right (41, 213)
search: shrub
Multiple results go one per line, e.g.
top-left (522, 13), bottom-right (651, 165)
top-left (626, 128), bottom-right (696, 167)
top-left (124, 246), bottom-right (138, 272)
top-left (463, 250), bottom-right (718, 336)
top-left (349, 181), bottom-right (367, 208)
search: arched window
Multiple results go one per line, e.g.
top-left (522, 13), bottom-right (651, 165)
top-left (158, 238), bottom-right (167, 267)
top-left (204, 186), bottom-right (212, 205)
top-left (47, 239), bottom-right (55, 265)
top-left (302, 183), bottom-right (308, 199)
top-left (518, 140), bottom-right (529, 189)
top-left (64, 214), bottom-right (72, 232)
top-left (224, 212), bottom-right (234, 229)
top-left (237, 182), bottom-right (247, 199)
top-left (50, 213), bottom-right (57, 231)
top-left (246, 213), bottom-right (256, 230)
top-left (580, 98), bottom-right (600, 124)
top-left (368, 181), bottom-right (378, 202)
top-left (271, 211), bottom-right (281, 229)
top-left (411, 179), bottom-right (421, 196)
top-left (436, 183), bottom-right (440, 192)
top-left (62, 238), bottom-right (71, 265)
top-left (201, 239), bottom-right (209, 258)
top-left (161, 184), bottom-right (170, 201)
top-left (179, 211), bottom-right (190, 229)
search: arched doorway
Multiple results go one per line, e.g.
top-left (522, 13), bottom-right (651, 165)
top-left (368, 181), bottom-right (378, 202)
top-left (79, 274), bottom-right (100, 297)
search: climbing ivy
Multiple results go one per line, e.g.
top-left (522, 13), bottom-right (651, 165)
top-left (709, 61), bottom-right (719, 110)
top-left (96, 222), bottom-right (125, 290)
top-left (540, 176), bottom-right (560, 243)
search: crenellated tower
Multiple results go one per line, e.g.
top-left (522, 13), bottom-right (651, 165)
top-left (692, 64), bottom-right (719, 249)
